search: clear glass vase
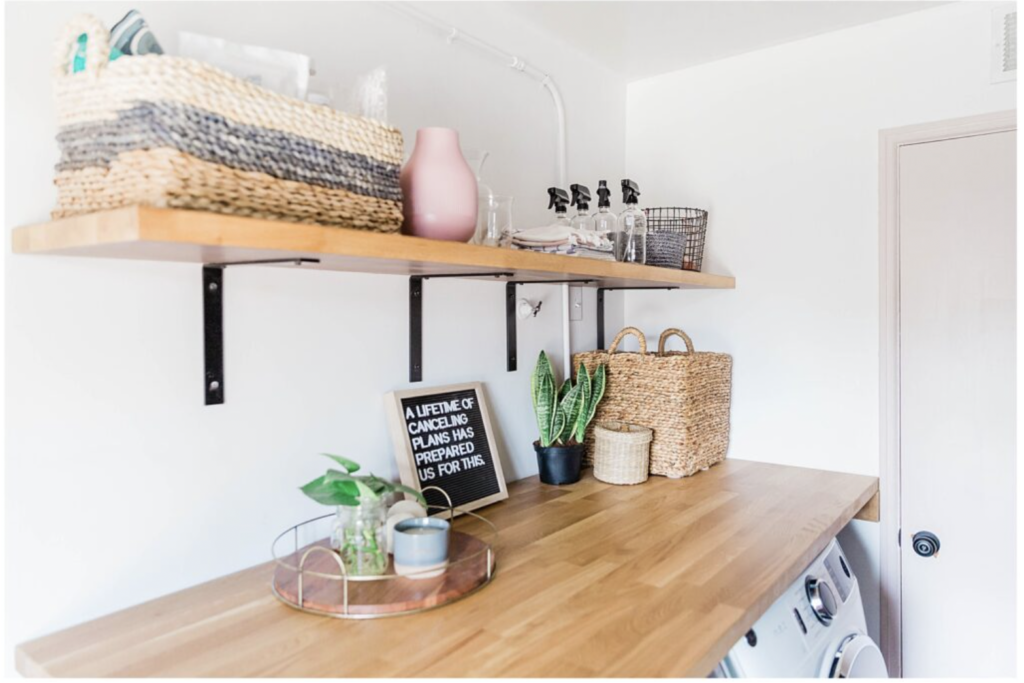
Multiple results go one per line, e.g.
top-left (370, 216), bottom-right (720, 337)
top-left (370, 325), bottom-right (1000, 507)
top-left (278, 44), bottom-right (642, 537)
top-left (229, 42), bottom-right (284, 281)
top-left (484, 195), bottom-right (515, 247)
top-left (331, 499), bottom-right (388, 576)
top-left (464, 149), bottom-right (494, 245)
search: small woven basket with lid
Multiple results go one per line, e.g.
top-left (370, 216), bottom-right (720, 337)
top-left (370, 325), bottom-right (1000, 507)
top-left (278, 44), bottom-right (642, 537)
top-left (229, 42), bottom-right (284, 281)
top-left (592, 422), bottom-right (653, 486)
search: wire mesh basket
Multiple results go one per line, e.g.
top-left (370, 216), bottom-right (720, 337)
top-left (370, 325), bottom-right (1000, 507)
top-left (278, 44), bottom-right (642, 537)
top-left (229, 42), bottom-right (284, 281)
top-left (645, 207), bottom-right (709, 272)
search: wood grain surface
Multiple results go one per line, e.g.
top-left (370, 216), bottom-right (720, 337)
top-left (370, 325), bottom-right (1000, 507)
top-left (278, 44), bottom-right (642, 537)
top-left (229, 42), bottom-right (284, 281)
top-left (11, 206), bottom-right (736, 290)
top-left (16, 459), bottom-right (877, 677)
top-left (854, 490), bottom-right (880, 522)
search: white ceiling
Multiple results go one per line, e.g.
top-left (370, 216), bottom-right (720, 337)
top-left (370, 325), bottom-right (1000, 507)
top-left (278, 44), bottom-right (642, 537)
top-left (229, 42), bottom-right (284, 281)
top-left (499, 1), bottom-right (947, 80)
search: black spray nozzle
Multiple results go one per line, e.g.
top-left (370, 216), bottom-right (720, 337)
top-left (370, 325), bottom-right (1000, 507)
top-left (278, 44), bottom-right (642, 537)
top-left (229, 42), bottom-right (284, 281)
top-left (621, 179), bottom-right (640, 204)
top-left (547, 187), bottom-right (570, 213)
top-left (596, 180), bottom-right (612, 208)
top-left (570, 184), bottom-right (591, 211)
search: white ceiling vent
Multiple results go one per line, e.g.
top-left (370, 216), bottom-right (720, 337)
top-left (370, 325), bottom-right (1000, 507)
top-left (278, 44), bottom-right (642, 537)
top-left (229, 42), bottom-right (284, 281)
top-left (992, 4), bottom-right (1017, 83)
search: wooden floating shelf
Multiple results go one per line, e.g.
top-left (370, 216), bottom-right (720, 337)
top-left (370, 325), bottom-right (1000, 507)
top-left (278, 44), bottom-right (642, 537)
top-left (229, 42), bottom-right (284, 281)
top-left (12, 206), bottom-right (736, 289)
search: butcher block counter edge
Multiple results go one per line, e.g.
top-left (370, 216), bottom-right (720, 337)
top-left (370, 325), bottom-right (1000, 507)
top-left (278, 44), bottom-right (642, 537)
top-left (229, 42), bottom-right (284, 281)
top-left (16, 459), bottom-right (879, 678)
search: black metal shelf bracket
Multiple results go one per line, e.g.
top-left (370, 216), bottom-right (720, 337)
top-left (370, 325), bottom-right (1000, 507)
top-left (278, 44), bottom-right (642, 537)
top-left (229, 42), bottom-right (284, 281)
top-left (203, 266), bottom-right (224, 405)
top-left (596, 286), bottom-right (680, 349)
top-left (505, 282), bottom-right (517, 373)
top-left (505, 279), bottom-right (594, 373)
top-left (203, 258), bottom-right (320, 405)
top-left (202, 262), bottom-right (684, 400)
top-left (409, 273), bottom-right (513, 383)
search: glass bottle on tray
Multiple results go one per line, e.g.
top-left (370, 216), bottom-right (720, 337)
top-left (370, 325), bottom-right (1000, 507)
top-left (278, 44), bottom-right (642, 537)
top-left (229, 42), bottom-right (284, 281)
top-left (331, 498), bottom-right (388, 576)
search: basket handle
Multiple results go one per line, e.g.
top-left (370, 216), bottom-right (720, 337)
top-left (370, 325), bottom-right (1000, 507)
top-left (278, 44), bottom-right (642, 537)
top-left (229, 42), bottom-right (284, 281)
top-left (607, 327), bottom-right (648, 355)
top-left (657, 328), bottom-right (695, 356)
top-left (53, 15), bottom-right (110, 78)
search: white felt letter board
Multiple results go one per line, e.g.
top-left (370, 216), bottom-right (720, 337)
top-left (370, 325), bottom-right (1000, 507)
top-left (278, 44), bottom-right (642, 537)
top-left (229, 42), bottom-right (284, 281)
top-left (385, 383), bottom-right (508, 514)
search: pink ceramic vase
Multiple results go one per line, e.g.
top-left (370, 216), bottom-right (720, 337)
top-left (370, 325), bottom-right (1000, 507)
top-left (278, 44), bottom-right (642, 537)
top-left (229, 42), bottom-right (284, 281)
top-left (400, 128), bottom-right (478, 241)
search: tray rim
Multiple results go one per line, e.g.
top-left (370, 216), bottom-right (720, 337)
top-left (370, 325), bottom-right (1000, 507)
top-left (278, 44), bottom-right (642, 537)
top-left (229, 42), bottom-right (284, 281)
top-left (269, 497), bottom-right (497, 619)
top-left (269, 567), bottom-right (496, 620)
top-left (270, 507), bottom-right (497, 582)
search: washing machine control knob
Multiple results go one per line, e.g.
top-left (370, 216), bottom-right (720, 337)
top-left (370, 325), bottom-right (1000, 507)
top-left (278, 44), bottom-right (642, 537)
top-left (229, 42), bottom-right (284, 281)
top-left (805, 577), bottom-right (837, 625)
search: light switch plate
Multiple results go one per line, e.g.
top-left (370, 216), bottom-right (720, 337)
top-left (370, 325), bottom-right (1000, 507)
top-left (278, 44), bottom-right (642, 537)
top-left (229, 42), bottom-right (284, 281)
top-left (569, 286), bottom-right (583, 321)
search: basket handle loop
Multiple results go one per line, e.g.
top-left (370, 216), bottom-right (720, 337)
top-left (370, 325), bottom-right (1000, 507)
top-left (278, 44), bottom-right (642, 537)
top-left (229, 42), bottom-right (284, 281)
top-left (658, 328), bottom-right (695, 356)
top-left (53, 15), bottom-right (111, 78)
top-left (607, 327), bottom-right (648, 355)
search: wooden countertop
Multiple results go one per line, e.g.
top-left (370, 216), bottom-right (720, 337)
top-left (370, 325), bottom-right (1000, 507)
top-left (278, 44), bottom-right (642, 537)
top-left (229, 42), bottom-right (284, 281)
top-left (16, 459), bottom-right (877, 678)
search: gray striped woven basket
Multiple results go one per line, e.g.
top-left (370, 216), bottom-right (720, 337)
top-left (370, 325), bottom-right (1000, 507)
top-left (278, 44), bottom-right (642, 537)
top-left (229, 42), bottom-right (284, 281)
top-left (51, 15), bottom-right (404, 232)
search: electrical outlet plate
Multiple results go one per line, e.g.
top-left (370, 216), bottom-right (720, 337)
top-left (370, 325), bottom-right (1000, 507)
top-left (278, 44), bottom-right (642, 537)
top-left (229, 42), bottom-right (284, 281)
top-left (569, 286), bottom-right (584, 321)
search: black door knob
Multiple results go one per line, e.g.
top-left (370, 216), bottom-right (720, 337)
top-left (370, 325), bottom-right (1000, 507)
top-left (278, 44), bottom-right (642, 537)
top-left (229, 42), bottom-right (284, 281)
top-left (912, 531), bottom-right (940, 558)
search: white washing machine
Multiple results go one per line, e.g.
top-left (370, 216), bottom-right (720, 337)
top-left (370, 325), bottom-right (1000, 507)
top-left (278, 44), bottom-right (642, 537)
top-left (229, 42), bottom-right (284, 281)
top-left (711, 538), bottom-right (888, 678)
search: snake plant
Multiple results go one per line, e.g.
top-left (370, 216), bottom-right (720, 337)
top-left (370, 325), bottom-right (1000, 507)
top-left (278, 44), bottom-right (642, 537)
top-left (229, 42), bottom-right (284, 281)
top-left (531, 351), bottom-right (606, 447)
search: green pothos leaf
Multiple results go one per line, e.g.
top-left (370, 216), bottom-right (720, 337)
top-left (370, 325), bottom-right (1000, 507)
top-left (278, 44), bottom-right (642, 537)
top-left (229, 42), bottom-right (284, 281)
top-left (300, 475), bottom-right (360, 506)
top-left (320, 453), bottom-right (361, 473)
top-left (323, 470), bottom-right (378, 498)
top-left (321, 471), bottom-right (361, 497)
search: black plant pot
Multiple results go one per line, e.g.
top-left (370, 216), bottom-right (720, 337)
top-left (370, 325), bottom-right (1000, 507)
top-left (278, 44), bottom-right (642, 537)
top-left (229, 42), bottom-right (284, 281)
top-left (535, 442), bottom-right (584, 485)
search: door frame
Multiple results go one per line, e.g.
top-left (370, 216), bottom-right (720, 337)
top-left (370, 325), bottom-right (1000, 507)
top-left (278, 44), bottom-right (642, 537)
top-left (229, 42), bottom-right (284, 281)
top-left (878, 109), bottom-right (1016, 677)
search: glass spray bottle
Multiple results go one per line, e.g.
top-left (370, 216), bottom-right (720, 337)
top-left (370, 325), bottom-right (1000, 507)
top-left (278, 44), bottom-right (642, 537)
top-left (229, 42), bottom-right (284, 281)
top-left (569, 184), bottom-right (595, 233)
top-left (547, 187), bottom-right (572, 228)
top-left (593, 180), bottom-right (617, 242)
top-left (614, 179), bottom-right (647, 264)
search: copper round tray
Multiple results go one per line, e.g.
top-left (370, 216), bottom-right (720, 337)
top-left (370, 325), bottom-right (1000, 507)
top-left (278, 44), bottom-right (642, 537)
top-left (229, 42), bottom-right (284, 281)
top-left (270, 492), bottom-right (497, 619)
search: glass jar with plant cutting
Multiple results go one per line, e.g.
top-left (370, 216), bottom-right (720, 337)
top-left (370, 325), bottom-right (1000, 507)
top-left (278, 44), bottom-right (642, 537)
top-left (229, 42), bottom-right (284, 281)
top-left (532, 351), bottom-right (607, 485)
top-left (299, 454), bottom-right (425, 576)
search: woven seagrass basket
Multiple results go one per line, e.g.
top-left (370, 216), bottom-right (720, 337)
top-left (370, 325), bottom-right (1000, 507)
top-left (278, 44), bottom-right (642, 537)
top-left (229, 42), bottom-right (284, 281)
top-left (574, 327), bottom-right (732, 478)
top-left (51, 15), bottom-right (404, 232)
top-left (592, 422), bottom-right (652, 485)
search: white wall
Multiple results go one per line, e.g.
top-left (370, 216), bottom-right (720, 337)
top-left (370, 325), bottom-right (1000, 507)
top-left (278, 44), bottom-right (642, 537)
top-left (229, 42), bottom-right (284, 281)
top-left (4, 2), bottom-right (626, 673)
top-left (9, 0), bottom-right (1016, 673)
top-left (625, 1), bottom-right (1015, 642)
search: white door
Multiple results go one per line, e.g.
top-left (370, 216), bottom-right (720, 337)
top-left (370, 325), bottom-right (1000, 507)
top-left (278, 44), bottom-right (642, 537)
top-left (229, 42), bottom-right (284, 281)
top-left (899, 129), bottom-right (1016, 677)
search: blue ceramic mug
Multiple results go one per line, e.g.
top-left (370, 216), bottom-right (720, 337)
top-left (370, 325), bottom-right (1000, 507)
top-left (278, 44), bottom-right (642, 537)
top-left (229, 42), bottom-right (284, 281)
top-left (393, 517), bottom-right (450, 579)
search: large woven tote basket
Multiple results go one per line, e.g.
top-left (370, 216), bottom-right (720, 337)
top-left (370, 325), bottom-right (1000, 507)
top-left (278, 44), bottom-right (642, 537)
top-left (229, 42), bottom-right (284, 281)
top-left (573, 327), bottom-right (732, 478)
top-left (51, 15), bottom-right (404, 232)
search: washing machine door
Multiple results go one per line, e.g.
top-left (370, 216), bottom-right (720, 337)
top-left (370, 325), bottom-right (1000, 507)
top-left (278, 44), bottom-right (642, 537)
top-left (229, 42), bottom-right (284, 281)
top-left (828, 634), bottom-right (888, 678)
